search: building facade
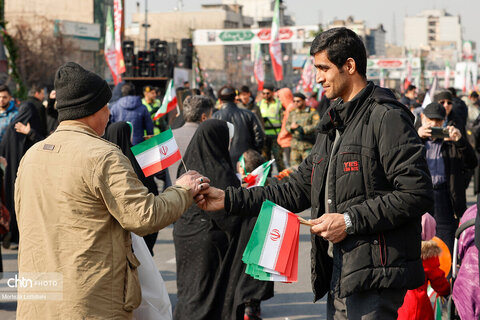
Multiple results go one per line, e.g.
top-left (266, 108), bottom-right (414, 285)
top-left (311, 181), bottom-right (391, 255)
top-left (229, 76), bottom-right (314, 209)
top-left (5, 0), bottom-right (111, 78)
top-left (404, 9), bottom-right (462, 51)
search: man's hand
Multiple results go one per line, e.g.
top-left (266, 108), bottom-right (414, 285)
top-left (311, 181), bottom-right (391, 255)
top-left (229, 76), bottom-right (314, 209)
top-left (444, 125), bottom-right (461, 142)
top-left (14, 122), bottom-right (31, 135)
top-left (309, 213), bottom-right (347, 243)
top-left (417, 125), bottom-right (431, 139)
top-left (49, 90), bottom-right (56, 100)
top-left (290, 122), bottom-right (299, 130)
top-left (175, 170), bottom-right (210, 197)
top-left (195, 187), bottom-right (225, 211)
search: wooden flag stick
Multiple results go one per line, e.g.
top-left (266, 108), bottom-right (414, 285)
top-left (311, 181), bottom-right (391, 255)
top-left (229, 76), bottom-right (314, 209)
top-left (181, 159), bottom-right (188, 173)
top-left (297, 216), bottom-right (313, 227)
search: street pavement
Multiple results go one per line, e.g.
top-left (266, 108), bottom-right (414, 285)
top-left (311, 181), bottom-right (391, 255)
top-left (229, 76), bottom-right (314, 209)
top-left (0, 186), bottom-right (476, 319)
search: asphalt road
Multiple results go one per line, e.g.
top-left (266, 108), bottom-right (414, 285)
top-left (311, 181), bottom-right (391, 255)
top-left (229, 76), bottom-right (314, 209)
top-left (0, 186), bottom-right (475, 319)
top-left (0, 209), bottom-right (326, 320)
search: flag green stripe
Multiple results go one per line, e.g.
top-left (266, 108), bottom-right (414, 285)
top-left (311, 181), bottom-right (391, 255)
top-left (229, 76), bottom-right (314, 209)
top-left (245, 200), bottom-right (275, 264)
top-left (131, 128), bottom-right (173, 155)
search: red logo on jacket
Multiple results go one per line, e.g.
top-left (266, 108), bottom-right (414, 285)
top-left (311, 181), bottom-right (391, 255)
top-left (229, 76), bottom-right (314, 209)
top-left (343, 161), bottom-right (359, 172)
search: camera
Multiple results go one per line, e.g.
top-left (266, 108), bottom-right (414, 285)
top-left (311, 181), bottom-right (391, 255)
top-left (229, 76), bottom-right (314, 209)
top-left (430, 127), bottom-right (450, 139)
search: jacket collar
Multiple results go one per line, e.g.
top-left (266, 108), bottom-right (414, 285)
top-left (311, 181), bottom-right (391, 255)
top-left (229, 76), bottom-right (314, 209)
top-left (222, 101), bottom-right (238, 109)
top-left (318, 81), bottom-right (374, 134)
top-left (56, 120), bottom-right (101, 137)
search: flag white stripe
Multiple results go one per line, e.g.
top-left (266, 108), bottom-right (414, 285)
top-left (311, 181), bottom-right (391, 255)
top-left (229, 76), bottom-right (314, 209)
top-left (134, 138), bottom-right (178, 169)
top-left (258, 206), bottom-right (288, 270)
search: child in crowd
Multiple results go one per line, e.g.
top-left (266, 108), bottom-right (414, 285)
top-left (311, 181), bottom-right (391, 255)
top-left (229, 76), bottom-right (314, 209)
top-left (397, 213), bottom-right (451, 320)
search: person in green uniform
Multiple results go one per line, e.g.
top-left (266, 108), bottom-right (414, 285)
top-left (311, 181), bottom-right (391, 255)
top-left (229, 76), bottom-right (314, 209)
top-left (286, 92), bottom-right (320, 166)
top-left (258, 84), bottom-right (285, 171)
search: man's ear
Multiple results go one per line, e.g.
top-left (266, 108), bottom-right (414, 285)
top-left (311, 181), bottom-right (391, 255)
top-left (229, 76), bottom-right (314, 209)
top-left (345, 58), bottom-right (356, 75)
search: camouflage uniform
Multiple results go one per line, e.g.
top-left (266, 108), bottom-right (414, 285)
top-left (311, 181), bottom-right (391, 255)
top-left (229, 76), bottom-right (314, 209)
top-left (286, 106), bottom-right (320, 166)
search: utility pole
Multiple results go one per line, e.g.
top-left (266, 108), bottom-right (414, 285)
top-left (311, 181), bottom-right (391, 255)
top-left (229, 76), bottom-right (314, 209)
top-left (142, 0), bottom-right (150, 50)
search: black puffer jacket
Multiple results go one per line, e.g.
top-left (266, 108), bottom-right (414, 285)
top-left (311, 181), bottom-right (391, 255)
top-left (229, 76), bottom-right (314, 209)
top-left (213, 101), bottom-right (265, 164)
top-left (224, 82), bottom-right (433, 300)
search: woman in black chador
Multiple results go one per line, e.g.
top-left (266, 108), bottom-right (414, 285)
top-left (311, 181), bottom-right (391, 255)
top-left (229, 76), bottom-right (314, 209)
top-left (0, 102), bottom-right (44, 245)
top-left (174, 119), bottom-right (272, 320)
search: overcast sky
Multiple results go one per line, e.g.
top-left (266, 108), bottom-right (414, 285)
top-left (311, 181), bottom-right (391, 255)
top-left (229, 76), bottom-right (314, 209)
top-left (125, 0), bottom-right (480, 47)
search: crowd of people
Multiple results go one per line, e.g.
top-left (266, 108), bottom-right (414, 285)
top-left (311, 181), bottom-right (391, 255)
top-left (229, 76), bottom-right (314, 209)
top-left (0, 27), bottom-right (479, 320)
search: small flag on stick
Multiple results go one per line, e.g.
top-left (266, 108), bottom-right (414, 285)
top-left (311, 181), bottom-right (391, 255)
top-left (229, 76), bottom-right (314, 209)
top-left (154, 79), bottom-right (177, 120)
top-left (131, 128), bottom-right (181, 177)
top-left (243, 200), bottom-right (300, 282)
top-left (243, 159), bottom-right (275, 188)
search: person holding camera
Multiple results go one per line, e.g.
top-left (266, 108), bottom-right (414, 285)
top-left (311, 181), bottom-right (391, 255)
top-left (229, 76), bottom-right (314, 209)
top-left (417, 102), bottom-right (477, 254)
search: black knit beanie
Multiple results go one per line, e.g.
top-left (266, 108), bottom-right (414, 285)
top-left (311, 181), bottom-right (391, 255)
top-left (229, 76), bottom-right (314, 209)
top-left (55, 62), bottom-right (112, 122)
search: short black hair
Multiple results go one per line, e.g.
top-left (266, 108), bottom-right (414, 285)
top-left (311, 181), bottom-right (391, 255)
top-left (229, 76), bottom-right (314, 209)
top-left (470, 91), bottom-right (479, 98)
top-left (121, 83), bottom-right (136, 97)
top-left (218, 85), bottom-right (236, 102)
top-left (239, 85), bottom-right (250, 94)
top-left (183, 95), bottom-right (214, 122)
top-left (263, 83), bottom-right (275, 91)
top-left (406, 85), bottom-right (416, 92)
top-left (242, 149), bottom-right (265, 173)
top-left (0, 84), bottom-right (11, 95)
top-left (28, 83), bottom-right (43, 96)
top-left (310, 27), bottom-right (367, 79)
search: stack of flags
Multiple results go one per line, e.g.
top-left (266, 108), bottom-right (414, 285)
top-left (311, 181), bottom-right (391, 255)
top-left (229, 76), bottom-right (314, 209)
top-left (242, 200), bottom-right (299, 282)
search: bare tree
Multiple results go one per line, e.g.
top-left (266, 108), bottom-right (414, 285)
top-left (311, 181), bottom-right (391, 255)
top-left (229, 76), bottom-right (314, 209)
top-left (11, 18), bottom-right (75, 89)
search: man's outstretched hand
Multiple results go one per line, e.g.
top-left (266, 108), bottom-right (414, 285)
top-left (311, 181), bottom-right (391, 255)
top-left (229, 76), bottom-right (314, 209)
top-left (195, 187), bottom-right (225, 211)
top-left (175, 170), bottom-right (210, 197)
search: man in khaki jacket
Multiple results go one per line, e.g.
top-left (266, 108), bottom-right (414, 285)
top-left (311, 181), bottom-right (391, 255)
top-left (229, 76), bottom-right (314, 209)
top-left (14, 62), bottom-right (208, 319)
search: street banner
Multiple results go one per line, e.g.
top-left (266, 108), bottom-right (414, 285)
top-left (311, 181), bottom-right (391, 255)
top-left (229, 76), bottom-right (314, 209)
top-left (131, 129), bottom-right (181, 177)
top-left (154, 80), bottom-right (177, 120)
top-left (253, 42), bottom-right (265, 91)
top-left (269, 0), bottom-right (283, 81)
top-left (244, 159), bottom-right (275, 188)
top-left (113, 0), bottom-right (125, 76)
top-left (104, 7), bottom-right (121, 84)
top-left (193, 25), bottom-right (319, 46)
top-left (242, 200), bottom-right (299, 282)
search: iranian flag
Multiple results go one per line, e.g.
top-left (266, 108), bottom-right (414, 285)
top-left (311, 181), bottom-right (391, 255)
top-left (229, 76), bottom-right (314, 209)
top-left (244, 159), bottom-right (275, 188)
top-left (131, 128), bottom-right (181, 177)
top-left (269, 0), bottom-right (283, 81)
top-left (243, 200), bottom-right (299, 282)
top-left (113, 0), bottom-right (126, 75)
top-left (104, 7), bottom-right (121, 84)
top-left (154, 80), bottom-right (177, 120)
top-left (253, 42), bottom-right (265, 91)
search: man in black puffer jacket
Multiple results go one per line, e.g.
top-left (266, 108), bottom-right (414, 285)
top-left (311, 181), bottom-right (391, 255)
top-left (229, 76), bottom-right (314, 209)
top-left (213, 85), bottom-right (265, 164)
top-left (196, 28), bottom-right (433, 319)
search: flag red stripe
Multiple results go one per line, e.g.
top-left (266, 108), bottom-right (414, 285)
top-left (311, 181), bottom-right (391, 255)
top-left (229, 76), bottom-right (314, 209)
top-left (142, 150), bottom-right (181, 177)
top-left (274, 212), bottom-right (299, 272)
top-left (287, 228), bottom-right (299, 282)
top-left (153, 97), bottom-right (177, 120)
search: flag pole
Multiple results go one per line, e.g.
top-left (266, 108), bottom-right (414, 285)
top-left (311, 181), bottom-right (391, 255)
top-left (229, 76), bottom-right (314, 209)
top-left (297, 216), bottom-right (313, 227)
top-left (181, 158), bottom-right (188, 173)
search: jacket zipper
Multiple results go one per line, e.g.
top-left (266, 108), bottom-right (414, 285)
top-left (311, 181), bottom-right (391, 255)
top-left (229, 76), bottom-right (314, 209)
top-left (311, 157), bottom-right (324, 184)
